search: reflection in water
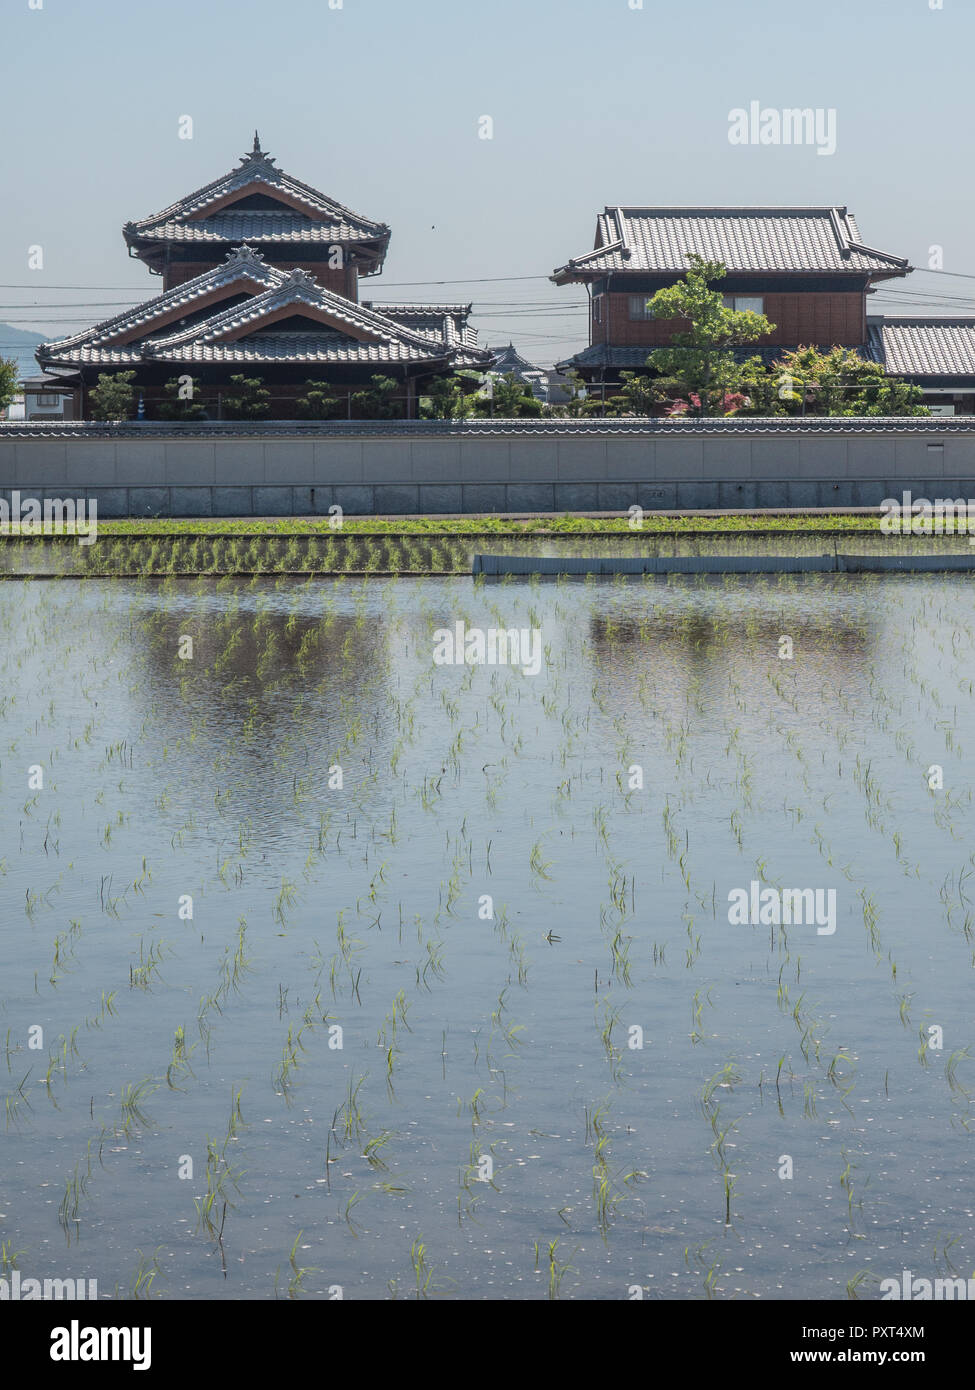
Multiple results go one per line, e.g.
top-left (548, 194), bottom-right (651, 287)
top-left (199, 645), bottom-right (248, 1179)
top-left (0, 574), bottom-right (973, 1300)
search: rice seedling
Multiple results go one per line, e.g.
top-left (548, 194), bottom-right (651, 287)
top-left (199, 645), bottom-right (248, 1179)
top-left (129, 1248), bottom-right (164, 1300)
top-left (344, 1191), bottom-right (365, 1237)
top-left (336, 1074), bottom-right (368, 1144)
top-left (838, 1150), bottom-right (866, 1237)
top-left (3, 1071), bottom-right (32, 1131)
top-left (546, 1239), bottom-right (578, 1300)
top-left (0, 1241), bottom-right (26, 1273)
top-left (362, 1131), bottom-right (392, 1171)
top-left (279, 1231), bottom-right (318, 1299)
top-left (129, 936), bottom-right (169, 991)
top-left (193, 1138), bottom-right (243, 1241)
top-left (845, 1269), bottom-right (881, 1299)
top-left (118, 1077), bottom-right (158, 1136)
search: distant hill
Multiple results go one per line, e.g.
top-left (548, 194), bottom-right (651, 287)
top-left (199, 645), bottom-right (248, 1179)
top-left (0, 324), bottom-right (47, 380)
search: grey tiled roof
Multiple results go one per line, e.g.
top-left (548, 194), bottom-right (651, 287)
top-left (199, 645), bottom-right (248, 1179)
top-left (125, 137), bottom-right (389, 249)
top-left (148, 333), bottom-right (440, 365)
top-left (363, 304), bottom-right (479, 352)
top-left (362, 304), bottom-right (473, 316)
top-left (40, 247), bottom-right (286, 358)
top-left (38, 253), bottom-right (491, 372)
top-left (489, 344), bottom-right (545, 377)
top-left (140, 213), bottom-right (363, 244)
top-left (554, 208), bottom-right (910, 280)
top-left (868, 317), bottom-right (975, 378)
top-left (556, 344), bottom-right (656, 370)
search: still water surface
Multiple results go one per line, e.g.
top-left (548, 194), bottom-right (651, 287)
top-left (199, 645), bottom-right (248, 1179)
top-left (1, 573), bottom-right (973, 1299)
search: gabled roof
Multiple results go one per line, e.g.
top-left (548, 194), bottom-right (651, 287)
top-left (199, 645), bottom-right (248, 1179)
top-left (489, 343), bottom-right (546, 379)
top-left (361, 303), bottom-right (479, 352)
top-left (123, 134), bottom-right (390, 262)
top-left (38, 250), bottom-right (491, 371)
top-left (40, 246), bottom-right (287, 360)
top-left (552, 207), bottom-right (910, 282)
top-left (867, 316), bottom-right (975, 378)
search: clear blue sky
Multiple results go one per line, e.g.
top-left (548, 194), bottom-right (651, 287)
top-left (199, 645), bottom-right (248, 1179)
top-left (1, 0), bottom-right (972, 367)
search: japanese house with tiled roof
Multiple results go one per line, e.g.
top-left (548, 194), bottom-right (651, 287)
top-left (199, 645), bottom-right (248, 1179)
top-left (39, 135), bottom-right (491, 419)
top-left (552, 206), bottom-right (913, 396)
top-left (866, 317), bottom-right (975, 415)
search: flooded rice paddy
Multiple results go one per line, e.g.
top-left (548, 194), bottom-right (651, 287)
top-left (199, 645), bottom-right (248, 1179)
top-left (1, 571), bottom-right (974, 1300)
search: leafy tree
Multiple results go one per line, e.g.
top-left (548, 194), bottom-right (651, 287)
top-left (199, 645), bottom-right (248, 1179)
top-left (350, 374), bottom-right (402, 419)
top-left (732, 355), bottom-right (789, 416)
top-left (89, 370), bottom-right (136, 421)
top-left (294, 379), bottom-right (341, 420)
top-left (771, 346), bottom-right (930, 417)
top-left (222, 374), bottom-right (270, 420)
top-left (0, 357), bottom-right (19, 414)
top-left (475, 372), bottom-right (543, 417)
top-left (611, 371), bottom-right (658, 415)
top-left (421, 373), bottom-right (480, 420)
top-left (156, 376), bottom-right (207, 420)
top-left (645, 256), bottom-right (776, 415)
top-left (601, 370), bottom-right (691, 416)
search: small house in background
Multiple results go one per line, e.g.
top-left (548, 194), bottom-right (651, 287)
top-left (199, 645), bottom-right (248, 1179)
top-left (867, 317), bottom-right (975, 415)
top-left (488, 343), bottom-right (549, 399)
top-left (487, 343), bottom-right (574, 405)
top-left (552, 206), bottom-right (911, 398)
top-left (21, 375), bottom-right (77, 420)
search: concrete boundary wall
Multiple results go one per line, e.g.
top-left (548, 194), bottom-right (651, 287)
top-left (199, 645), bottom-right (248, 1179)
top-left (474, 553), bottom-right (975, 576)
top-left (2, 421), bottom-right (975, 515)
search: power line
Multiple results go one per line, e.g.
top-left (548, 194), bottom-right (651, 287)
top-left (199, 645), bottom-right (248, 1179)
top-left (0, 302), bottom-right (147, 310)
top-left (4, 265), bottom-right (975, 291)
top-left (906, 267), bottom-right (975, 282)
top-left (0, 284), bottom-right (153, 292)
top-left (0, 273), bottom-right (557, 292)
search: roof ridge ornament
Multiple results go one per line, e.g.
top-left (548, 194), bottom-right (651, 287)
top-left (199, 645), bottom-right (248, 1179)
top-left (239, 130), bottom-right (277, 169)
top-left (226, 243), bottom-right (267, 266)
top-left (284, 267), bottom-right (318, 290)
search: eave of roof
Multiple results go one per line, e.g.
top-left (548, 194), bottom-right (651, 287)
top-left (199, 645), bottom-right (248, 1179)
top-left (125, 217), bottom-right (388, 249)
top-left (361, 303), bottom-right (473, 315)
top-left (552, 206), bottom-right (910, 283)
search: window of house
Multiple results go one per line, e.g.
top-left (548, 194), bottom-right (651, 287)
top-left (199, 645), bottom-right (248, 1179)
top-left (628, 296), bottom-right (654, 320)
top-left (722, 295), bottom-right (764, 314)
top-left (36, 395), bottom-right (60, 407)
